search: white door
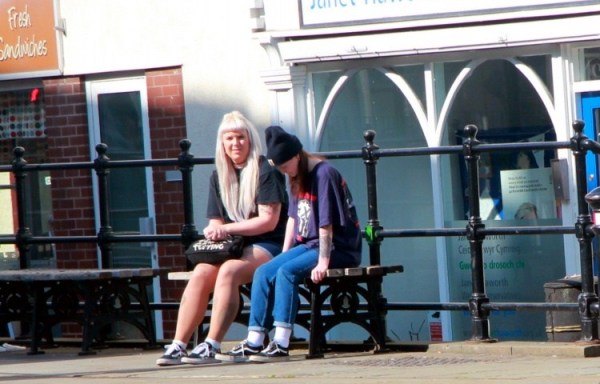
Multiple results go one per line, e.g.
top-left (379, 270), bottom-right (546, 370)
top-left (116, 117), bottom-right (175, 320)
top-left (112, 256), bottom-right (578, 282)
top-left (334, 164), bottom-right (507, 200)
top-left (86, 76), bottom-right (163, 339)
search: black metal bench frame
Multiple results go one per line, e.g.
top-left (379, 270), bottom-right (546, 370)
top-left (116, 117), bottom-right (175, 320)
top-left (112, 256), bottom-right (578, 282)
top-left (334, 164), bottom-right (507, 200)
top-left (305, 265), bottom-right (404, 358)
top-left (0, 268), bottom-right (165, 355)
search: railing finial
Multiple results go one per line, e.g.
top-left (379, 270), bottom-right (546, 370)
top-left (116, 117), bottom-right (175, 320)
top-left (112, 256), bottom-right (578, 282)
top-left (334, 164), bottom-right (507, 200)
top-left (179, 138), bottom-right (192, 152)
top-left (95, 143), bottom-right (108, 157)
top-left (572, 119), bottom-right (585, 134)
top-left (363, 130), bottom-right (376, 145)
top-left (464, 124), bottom-right (478, 140)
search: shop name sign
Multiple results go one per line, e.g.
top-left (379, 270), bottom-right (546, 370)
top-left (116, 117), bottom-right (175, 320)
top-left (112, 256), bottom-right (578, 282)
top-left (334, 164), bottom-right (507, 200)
top-left (301, 0), bottom-right (589, 26)
top-left (0, 0), bottom-right (62, 79)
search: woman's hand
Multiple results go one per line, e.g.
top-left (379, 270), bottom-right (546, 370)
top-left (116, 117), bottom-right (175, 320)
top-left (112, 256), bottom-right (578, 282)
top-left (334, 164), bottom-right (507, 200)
top-left (311, 260), bottom-right (329, 284)
top-left (203, 224), bottom-right (228, 240)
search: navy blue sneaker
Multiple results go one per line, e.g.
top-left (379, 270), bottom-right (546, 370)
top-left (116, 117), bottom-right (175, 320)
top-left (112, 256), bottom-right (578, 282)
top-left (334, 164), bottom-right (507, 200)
top-left (156, 343), bottom-right (187, 366)
top-left (249, 341), bottom-right (289, 363)
top-left (215, 340), bottom-right (262, 363)
top-left (181, 342), bottom-right (221, 365)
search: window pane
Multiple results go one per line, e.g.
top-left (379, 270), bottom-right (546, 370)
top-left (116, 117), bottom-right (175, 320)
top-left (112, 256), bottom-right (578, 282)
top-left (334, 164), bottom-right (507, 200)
top-left (393, 64), bottom-right (425, 104)
top-left (583, 47), bottom-right (600, 81)
top-left (313, 71), bottom-right (342, 125)
top-left (0, 88), bottom-right (53, 269)
top-left (444, 59), bottom-right (555, 221)
top-left (441, 58), bottom-right (564, 341)
top-left (0, 89), bottom-right (46, 141)
top-left (98, 91), bottom-right (149, 268)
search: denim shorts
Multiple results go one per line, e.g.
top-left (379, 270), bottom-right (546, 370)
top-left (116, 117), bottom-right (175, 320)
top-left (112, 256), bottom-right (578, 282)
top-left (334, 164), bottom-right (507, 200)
top-left (250, 241), bottom-right (282, 259)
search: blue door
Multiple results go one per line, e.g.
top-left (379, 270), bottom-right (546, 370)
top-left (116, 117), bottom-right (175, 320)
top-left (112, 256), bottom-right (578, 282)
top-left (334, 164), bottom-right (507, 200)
top-left (581, 92), bottom-right (600, 191)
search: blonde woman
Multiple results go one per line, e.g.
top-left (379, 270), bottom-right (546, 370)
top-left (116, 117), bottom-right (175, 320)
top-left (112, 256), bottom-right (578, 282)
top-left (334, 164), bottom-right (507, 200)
top-left (157, 111), bottom-right (288, 366)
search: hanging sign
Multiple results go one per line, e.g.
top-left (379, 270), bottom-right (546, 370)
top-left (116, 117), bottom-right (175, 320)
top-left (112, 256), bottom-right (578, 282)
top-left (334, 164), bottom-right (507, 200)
top-left (0, 0), bottom-right (62, 80)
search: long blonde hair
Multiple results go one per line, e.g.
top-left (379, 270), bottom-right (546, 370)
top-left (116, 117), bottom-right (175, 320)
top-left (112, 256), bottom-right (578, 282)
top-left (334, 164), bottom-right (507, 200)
top-left (215, 111), bottom-right (262, 222)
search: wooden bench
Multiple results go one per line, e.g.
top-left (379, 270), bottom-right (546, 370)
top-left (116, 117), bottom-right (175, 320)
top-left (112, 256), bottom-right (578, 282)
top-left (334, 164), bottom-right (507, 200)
top-left (168, 263), bottom-right (403, 358)
top-left (0, 268), bottom-right (166, 355)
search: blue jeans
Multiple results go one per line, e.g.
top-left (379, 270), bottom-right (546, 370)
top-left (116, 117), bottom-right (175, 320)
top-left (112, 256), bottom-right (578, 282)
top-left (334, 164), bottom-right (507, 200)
top-left (248, 245), bottom-right (317, 331)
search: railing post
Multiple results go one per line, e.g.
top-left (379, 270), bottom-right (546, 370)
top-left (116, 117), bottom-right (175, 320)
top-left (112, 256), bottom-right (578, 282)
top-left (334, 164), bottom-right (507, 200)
top-left (94, 143), bottom-right (113, 269)
top-left (178, 139), bottom-right (198, 254)
top-left (361, 129), bottom-right (392, 351)
top-left (463, 124), bottom-right (492, 341)
top-left (362, 130), bottom-right (382, 265)
top-left (12, 146), bottom-right (31, 269)
top-left (571, 120), bottom-right (599, 342)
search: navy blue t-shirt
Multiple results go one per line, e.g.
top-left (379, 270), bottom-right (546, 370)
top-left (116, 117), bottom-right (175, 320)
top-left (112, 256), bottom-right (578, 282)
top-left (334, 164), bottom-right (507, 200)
top-left (206, 155), bottom-right (288, 246)
top-left (288, 161), bottom-right (362, 268)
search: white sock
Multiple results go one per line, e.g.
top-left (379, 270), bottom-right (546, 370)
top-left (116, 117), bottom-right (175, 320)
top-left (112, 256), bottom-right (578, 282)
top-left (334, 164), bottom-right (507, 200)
top-left (205, 338), bottom-right (221, 350)
top-left (173, 339), bottom-right (187, 350)
top-left (273, 327), bottom-right (292, 348)
top-left (247, 331), bottom-right (265, 348)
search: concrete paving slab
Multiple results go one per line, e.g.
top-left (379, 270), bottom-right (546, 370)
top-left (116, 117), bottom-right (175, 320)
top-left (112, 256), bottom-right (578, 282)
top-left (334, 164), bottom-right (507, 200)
top-left (1, 341), bottom-right (600, 383)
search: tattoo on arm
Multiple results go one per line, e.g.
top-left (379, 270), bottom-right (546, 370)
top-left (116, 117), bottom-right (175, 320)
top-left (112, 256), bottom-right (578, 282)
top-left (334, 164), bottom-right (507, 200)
top-left (319, 232), bottom-right (332, 262)
top-left (258, 203), bottom-right (280, 217)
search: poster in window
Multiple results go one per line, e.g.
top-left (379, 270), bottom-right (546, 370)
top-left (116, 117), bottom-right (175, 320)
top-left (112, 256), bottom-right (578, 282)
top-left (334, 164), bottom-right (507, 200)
top-left (500, 167), bottom-right (556, 220)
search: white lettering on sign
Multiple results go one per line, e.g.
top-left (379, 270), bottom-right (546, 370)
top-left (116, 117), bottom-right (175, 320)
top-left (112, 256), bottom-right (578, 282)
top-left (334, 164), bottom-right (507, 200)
top-left (301, 0), bottom-right (588, 26)
top-left (7, 5), bottom-right (32, 31)
top-left (0, 4), bottom-right (48, 61)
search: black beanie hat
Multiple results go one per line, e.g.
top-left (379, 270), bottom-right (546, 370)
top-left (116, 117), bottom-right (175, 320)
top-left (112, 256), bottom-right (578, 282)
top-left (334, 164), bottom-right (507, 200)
top-left (265, 125), bottom-right (303, 166)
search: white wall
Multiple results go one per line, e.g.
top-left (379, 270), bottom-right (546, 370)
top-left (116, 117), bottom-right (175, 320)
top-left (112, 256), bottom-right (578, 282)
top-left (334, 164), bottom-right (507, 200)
top-left (58, 0), bottom-right (273, 226)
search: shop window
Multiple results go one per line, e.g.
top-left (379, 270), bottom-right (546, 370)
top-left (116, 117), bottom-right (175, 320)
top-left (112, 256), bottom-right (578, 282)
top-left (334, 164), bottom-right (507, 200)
top-left (315, 68), bottom-right (432, 234)
top-left (443, 58), bottom-right (556, 221)
top-left (0, 89), bottom-right (46, 140)
top-left (0, 88), bottom-right (54, 269)
top-left (311, 56), bottom-right (563, 342)
top-left (441, 57), bottom-right (564, 341)
top-left (315, 67), bottom-right (437, 343)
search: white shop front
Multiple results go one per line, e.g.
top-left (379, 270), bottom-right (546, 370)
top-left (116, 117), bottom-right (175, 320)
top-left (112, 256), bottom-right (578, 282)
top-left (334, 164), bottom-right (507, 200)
top-left (254, 0), bottom-right (600, 341)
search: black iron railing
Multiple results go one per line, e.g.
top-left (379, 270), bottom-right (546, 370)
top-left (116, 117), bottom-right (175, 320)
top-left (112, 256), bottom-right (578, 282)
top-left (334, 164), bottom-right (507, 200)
top-left (1, 121), bottom-right (600, 342)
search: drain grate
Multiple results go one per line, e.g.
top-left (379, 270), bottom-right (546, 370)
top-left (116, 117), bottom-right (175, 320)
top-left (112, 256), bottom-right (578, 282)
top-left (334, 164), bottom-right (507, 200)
top-left (328, 355), bottom-right (484, 367)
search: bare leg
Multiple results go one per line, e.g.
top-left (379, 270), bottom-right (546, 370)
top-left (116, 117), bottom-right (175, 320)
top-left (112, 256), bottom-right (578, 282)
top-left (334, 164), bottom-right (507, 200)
top-left (206, 246), bottom-right (271, 342)
top-left (172, 263), bottom-right (219, 343)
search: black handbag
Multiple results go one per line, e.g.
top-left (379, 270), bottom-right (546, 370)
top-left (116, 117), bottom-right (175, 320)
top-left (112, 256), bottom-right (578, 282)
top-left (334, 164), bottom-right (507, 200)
top-left (185, 235), bottom-right (244, 265)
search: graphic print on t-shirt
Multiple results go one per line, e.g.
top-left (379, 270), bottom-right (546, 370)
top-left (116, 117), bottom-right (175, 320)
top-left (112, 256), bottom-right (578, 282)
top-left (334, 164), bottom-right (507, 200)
top-left (297, 198), bottom-right (311, 238)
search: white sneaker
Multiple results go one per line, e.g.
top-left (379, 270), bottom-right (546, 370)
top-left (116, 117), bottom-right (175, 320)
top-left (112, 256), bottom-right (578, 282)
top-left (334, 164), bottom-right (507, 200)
top-left (181, 342), bottom-right (221, 365)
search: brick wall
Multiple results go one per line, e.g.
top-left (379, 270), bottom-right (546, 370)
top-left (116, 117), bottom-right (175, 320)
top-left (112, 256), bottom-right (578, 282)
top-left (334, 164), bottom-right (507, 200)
top-left (146, 67), bottom-right (188, 338)
top-left (42, 68), bottom-right (188, 339)
top-left (44, 77), bottom-right (98, 269)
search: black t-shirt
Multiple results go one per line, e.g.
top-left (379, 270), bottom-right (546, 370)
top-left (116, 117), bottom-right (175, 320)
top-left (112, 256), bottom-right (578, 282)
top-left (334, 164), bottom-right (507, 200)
top-left (206, 155), bottom-right (288, 246)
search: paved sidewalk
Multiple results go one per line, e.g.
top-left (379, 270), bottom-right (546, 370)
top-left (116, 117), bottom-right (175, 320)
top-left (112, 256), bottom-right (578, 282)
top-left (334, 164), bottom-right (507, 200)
top-left (1, 341), bottom-right (600, 383)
